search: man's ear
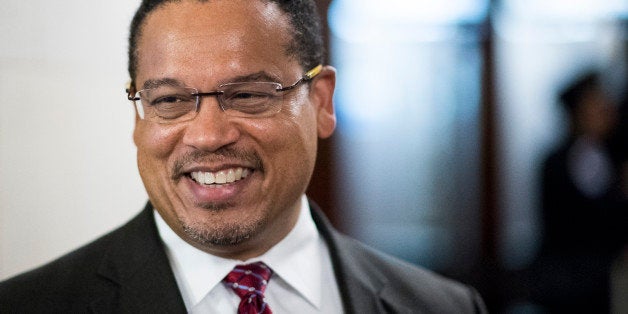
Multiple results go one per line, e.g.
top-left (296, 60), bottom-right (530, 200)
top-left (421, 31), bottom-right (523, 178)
top-left (132, 111), bottom-right (142, 147)
top-left (311, 66), bottom-right (337, 139)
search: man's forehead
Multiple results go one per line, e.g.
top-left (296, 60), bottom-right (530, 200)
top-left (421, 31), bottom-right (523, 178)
top-left (134, 0), bottom-right (296, 86)
top-left (142, 0), bottom-right (289, 29)
top-left (137, 0), bottom-right (293, 55)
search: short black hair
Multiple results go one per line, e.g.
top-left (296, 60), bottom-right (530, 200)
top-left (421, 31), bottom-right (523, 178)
top-left (127, 0), bottom-right (324, 89)
top-left (558, 71), bottom-right (600, 114)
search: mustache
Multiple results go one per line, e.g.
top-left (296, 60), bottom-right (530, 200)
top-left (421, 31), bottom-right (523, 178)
top-left (171, 147), bottom-right (263, 180)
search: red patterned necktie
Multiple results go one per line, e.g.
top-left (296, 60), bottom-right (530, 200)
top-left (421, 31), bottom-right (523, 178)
top-left (223, 262), bottom-right (273, 314)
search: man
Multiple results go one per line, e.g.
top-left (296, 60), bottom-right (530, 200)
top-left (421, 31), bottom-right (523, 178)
top-left (533, 72), bottom-right (625, 312)
top-left (0, 0), bottom-right (486, 313)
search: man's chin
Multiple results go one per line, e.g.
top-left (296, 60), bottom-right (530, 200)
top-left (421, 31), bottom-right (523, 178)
top-left (177, 214), bottom-right (266, 247)
top-left (183, 225), bottom-right (251, 246)
top-left (194, 201), bottom-right (234, 211)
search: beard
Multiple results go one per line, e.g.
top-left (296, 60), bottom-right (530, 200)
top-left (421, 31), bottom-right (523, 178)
top-left (177, 204), bottom-right (268, 247)
top-left (167, 147), bottom-right (268, 246)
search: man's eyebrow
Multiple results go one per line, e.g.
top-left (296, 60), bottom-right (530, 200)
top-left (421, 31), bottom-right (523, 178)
top-left (141, 71), bottom-right (283, 90)
top-left (227, 71), bottom-right (282, 84)
top-left (142, 78), bottom-right (185, 90)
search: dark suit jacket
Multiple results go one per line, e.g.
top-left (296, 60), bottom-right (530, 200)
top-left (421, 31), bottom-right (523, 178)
top-left (0, 202), bottom-right (486, 313)
top-left (531, 140), bottom-right (625, 312)
top-left (540, 140), bottom-right (624, 256)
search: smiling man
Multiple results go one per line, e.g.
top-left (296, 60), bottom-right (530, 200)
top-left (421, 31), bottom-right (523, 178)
top-left (131, 0), bottom-right (332, 263)
top-left (0, 1), bottom-right (486, 313)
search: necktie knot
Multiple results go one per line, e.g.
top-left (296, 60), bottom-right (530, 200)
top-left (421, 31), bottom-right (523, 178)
top-left (224, 262), bottom-right (273, 314)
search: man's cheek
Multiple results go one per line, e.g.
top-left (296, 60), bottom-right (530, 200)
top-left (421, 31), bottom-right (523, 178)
top-left (135, 124), bottom-right (184, 158)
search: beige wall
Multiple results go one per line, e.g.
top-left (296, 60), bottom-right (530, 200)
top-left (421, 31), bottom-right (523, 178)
top-left (0, 1), bottom-right (146, 280)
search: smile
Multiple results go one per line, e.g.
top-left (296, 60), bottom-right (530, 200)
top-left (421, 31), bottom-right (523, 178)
top-left (189, 167), bottom-right (251, 186)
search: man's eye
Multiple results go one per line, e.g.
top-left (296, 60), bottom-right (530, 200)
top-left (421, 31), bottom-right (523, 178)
top-left (228, 91), bottom-right (272, 101)
top-left (151, 94), bottom-right (192, 106)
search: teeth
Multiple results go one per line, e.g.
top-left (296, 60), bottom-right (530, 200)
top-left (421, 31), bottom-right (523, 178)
top-left (215, 171), bottom-right (227, 184)
top-left (190, 167), bottom-right (250, 186)
top-left (204, 172), bottom-right (215, 184)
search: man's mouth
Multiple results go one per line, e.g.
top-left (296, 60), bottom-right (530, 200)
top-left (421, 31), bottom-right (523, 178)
top-left (189, 167), bottom-right (251, 186)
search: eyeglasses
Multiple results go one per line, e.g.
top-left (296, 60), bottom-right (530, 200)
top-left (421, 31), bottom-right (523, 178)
top-left (126, 65), bottom-right (323, 124)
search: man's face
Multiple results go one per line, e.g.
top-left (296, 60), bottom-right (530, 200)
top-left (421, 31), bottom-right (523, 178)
top-left (576, 87), bottom-right (617, 139)
top-left (133, 0), bottom-right (335, 259)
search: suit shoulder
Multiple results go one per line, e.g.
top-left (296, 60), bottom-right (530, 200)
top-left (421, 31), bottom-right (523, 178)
top-left (0, 220), bottom-right (127, 311)
top-left (333, 232), bottom-right (486, 313)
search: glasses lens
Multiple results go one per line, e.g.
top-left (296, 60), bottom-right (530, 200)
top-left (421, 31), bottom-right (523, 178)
top-left (219, 82), bottom-right (283, 117)
top-left (138, 87), bottom-right (198, 122)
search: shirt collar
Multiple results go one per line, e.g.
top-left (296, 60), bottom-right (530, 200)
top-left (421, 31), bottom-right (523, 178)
top-left (154, 195), bottom-right (323, 309)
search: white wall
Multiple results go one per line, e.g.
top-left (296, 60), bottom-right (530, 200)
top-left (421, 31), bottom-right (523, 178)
top-left (0, 1), bottom-right (145, 280)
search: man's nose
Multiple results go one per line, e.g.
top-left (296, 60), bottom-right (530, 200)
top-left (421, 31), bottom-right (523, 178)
top-left (181, 97), bottom-right (241, 152)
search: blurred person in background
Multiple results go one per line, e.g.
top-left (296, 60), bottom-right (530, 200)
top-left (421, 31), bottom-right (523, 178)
top-left (533, 71), bottom-right (626, 313)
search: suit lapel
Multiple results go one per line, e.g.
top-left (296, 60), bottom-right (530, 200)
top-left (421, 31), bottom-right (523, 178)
top-left (310, 202), bottom-right (393, 314)
top-left (92, 203), bottom-right (187, 313)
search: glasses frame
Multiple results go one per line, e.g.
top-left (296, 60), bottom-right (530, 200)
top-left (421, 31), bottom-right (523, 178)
top-left (125, 64), bottom-right (323, 122)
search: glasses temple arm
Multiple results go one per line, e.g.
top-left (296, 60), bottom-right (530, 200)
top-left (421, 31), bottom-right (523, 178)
top-left (304, 64), bottom-right (323, 80)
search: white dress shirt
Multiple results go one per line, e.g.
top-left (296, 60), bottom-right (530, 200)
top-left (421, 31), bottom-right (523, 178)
top-left (568, 137), bottom-right (613, 198)
top-left (154, 195), bottom-right (344, 313)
